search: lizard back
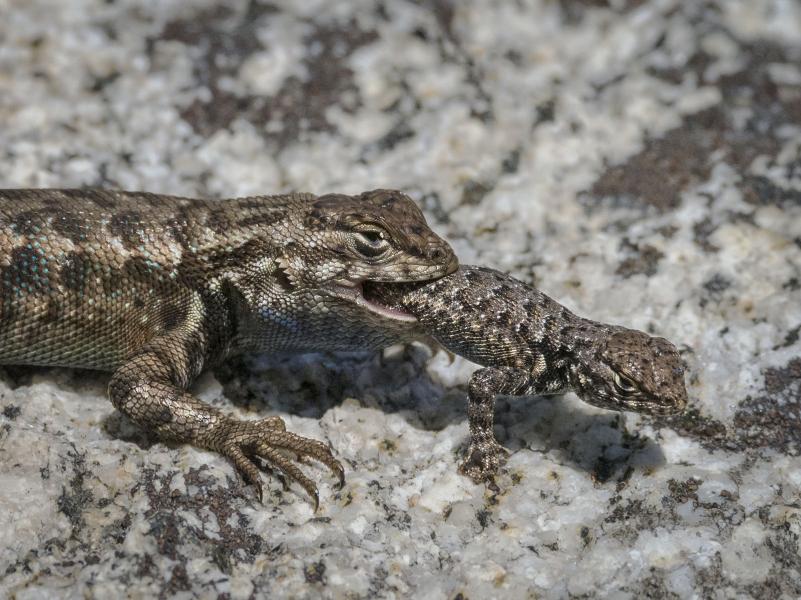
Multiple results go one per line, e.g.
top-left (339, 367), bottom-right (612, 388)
top-left (0, 189), bottom-right (297, 369)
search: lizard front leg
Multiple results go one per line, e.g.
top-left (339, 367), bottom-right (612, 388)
top-left (108, 327), bottom-right (343, 508)
top-left (459, 366), bottom-right (531, 485)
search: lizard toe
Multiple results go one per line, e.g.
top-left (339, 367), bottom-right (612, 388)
top-left (210, 417), bottom-right (343, 508)
top-left (459, 441), bottom-right (508, 484)
top-left (255, 441), bottom-right (321, 509)
top-left (224, 443), bottom-right (265, 501)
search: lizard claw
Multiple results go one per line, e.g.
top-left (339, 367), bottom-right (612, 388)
top-left (212, 416), bottom-right (345, 508)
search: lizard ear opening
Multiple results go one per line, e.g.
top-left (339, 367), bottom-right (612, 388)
top-left (274, 265), bottom-right (294, 292)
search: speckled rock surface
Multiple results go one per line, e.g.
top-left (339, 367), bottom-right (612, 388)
top-left (1, 1), bottom-right (800, 598)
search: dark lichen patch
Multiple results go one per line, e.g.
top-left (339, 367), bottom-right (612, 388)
top-left (417, 191), bottom-right (451, 224)
top-left (157, 3), bottom-right (276, 134)
top-left (733, 515), bottom-right (801, 598)
top-left (652, 407), bottom-right (732, 452)
top-left (148, 509), bottom-right (182, 561)
top-left (666, 477), bottom-right (701, 504)
top-left (656, 357), bottom-right (801, 455)
top-left (606, 470), bottom-right (745, 553)
top-left (254, 22), bottom-right (378, 145)
top-left (604, 495), bottom-right (646, 523)
top-left (583, 39), bottom-right (801, 213)
top-left (158, 5), bottom-right (378, 145)
top-left (760, 356), bottom-right (799, 393)
top-left (624, 568), bottom-right (681, 600)
top-left (584, 107), bottom-right (720, 212)
top-left (56, 448), bottom-right (94, 532)
top-left (732, 359), bottom-right (801, 455)
top-left (701, 522), bottom-right (801, 600)
top-left (105, 513), bottom-right (132, 546)
top-left (760, 522), bottom-right (801, 597)
top-left (603, 497), bottom-right (661, 539)
top-left (137, 465), bottom-right (266, 575)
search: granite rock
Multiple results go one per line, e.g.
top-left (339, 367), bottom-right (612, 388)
top-left (1, 0), bottom-right (800, 598)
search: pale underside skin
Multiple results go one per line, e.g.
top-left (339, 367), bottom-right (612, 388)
top-left (366, 265), bottom-right (688, 484)
top-left (0, 188), bottom-right (458, 508)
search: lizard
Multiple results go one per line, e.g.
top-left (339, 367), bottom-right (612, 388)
top-left (0, 188), bottom-right (458, 508)
top-left (364, 265), bottom-right (688, 484)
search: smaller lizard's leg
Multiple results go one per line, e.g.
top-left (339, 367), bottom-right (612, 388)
top-left (459, 366), bottom-right (530, 485)
top-left (108, 330), bottom-right (343, 508)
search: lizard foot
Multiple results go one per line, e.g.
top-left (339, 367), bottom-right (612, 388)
top-left (458, 441), bottom-right (510, 486)
top-left (212, 416), bottom-right (345, 510)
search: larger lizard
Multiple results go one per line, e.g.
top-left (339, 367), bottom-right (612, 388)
top-left (365, 265), bottom-right (687, 484)
top-left (0, 188), bottom-right (458, 507)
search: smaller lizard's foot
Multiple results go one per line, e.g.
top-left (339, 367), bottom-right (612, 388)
top-left (458, 441), bottom-right (510, 485)
top-left (211, 416), bottom-right (345, 510)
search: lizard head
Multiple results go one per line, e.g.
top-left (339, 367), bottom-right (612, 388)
top-left (572, 329), bottom-right (688, 415)
top-left (278, 189), bottom-right (458, 324)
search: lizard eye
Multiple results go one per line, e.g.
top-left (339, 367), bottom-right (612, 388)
top-left (351, 227), bottom-right (391, 258)
top-left (613, 372), bottom-right (639, 395)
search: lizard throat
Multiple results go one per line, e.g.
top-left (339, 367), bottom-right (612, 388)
top-left (332, 281), bottom-right (418, 323)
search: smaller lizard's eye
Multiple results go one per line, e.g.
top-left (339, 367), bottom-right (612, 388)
top-left (613, 372), bottom-right (638, 395)
top-left (351, 227), bottom-right (391, 258)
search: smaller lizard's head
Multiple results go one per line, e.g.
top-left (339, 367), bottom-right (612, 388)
top-left (572, 329), bottom-right (688, 415)
top-left (282, 189), bottom-right (458, 323)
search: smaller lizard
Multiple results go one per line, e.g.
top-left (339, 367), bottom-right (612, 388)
top-left (365, 265), bottom-right (687, 483)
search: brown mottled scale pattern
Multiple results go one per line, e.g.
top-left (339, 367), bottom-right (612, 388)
top-left (368, 265), bottom-right (688, 483)
top-left (0, 188), bottom-right (458, 508)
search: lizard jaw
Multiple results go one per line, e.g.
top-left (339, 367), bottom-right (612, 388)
top-left (331, 281), bottom-right (418, 323)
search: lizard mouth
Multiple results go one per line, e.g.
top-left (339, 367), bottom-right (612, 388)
top-left (331, 281), bottom-right (418, 323)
